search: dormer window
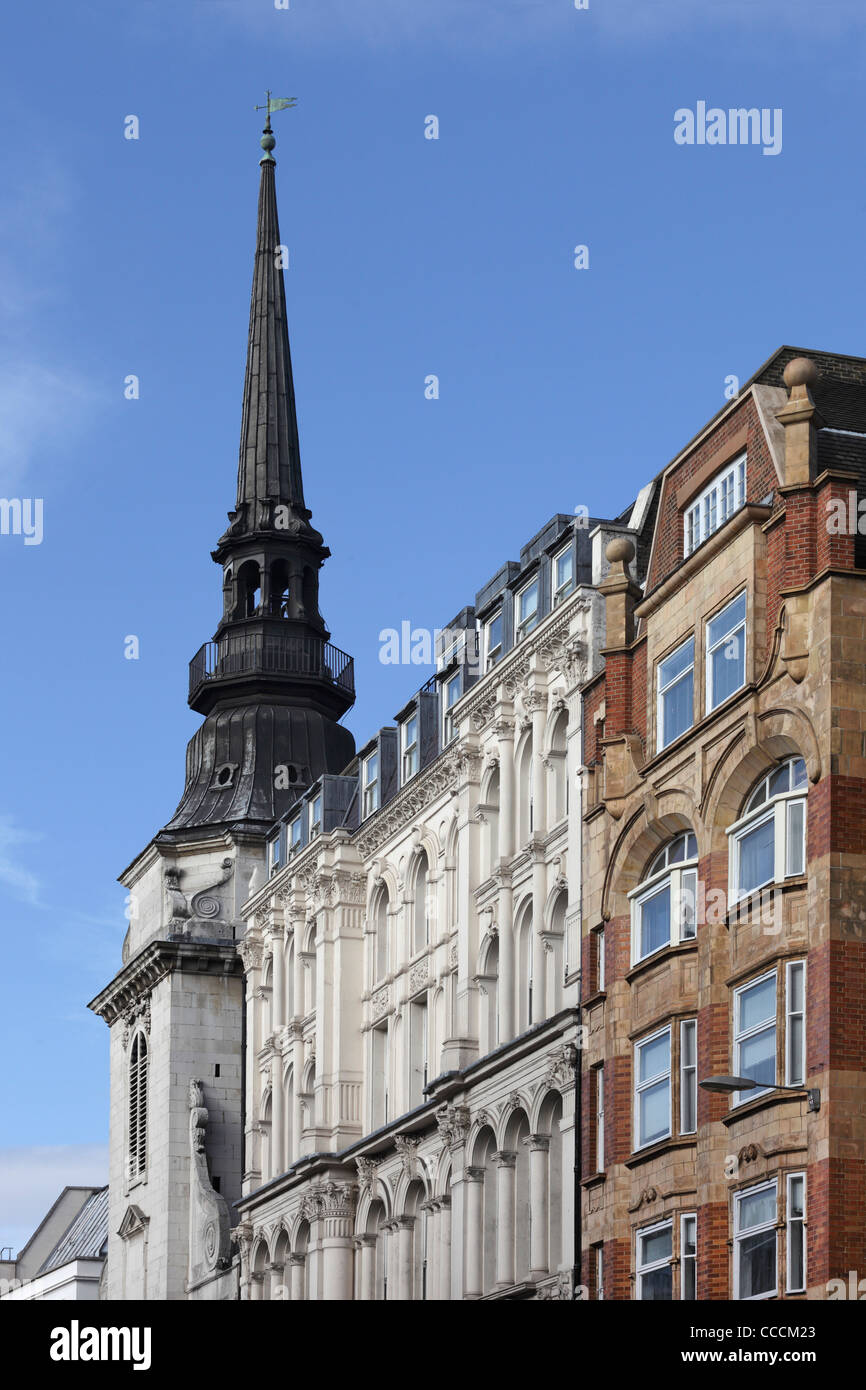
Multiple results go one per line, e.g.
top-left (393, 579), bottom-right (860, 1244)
top-left (516, 578), bottom-right (539, 639)
top-left (309, 794), bottom-right (322, 839)
top-left (683, 452), bottom-right (747, 557)
top-left (485, 611), bottom-right (503, 670)
top-left (362, 753), bottom-right (379, 819)
top-left (402, 714), bottom-right (419, 782)
top-left (268, 835), bottom-right (282, 876)
top-left (288, 815), bottom-right (302, 855)
top-left (443, 672), bottom-right (460, 746)
top-left (553, 546), bottom-right (575, 606)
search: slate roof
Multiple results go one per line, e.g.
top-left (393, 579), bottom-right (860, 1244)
top-left (38, 1187), bottom-right (108, 1274)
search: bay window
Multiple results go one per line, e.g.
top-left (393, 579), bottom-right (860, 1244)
top-left (786, 1173), bottom-right (806, 1294)
top-left (680, 1019), bottom-right (697, 1134)
top-left (630, 831), bottom-right (698, 964)
top-left (681, 1214), bottom-right (697, 1300)
top-left (657, 637), bottom-right (694, 749)
top-left (706, 591), bottom-right (747, 711)
top-left (733, 970), bottom-right (776, 1103)
top-left (728, 756), bottom-right (807, 902)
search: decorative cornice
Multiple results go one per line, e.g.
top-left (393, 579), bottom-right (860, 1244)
top-left (89, 939), bottom-right (242, 1027)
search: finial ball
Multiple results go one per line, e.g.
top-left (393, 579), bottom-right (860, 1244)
top-left (260, 132), bottom-right (276, 152)
top-left (783, 357), bottom-right (819, 390)
top-left (606, 536), bottom-right (635, 566)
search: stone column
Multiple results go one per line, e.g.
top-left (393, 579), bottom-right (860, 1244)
top-left (422, 1200), bottom-right (438, 1300)
top-left (271, 925), bottom-right (285, 1031)
top-left (494, 1150), bottom-right (518, 1288)
top-left (355, 1235), bottom-right (376, 1301)
top-left (526, 1134), bottom-right (551, 1277)
top-left (464, 1166), bottom-right (486, 1298)
top-left (529, 688), bottom-right (548, 1025)
top-left (438, 1196), bottom-right (452, 1301)
top-left (395, 1217), bottom-right (415, 1301)
top-left (320, 1183), bottom-right (358, 1301)
top-left (249, 1271), bottom-right (264, 1301)
top-left (288, 1252), bottom-right (305, 1301)
top-left (271, 1049), bottom-right (285, 1177)
top-left (497, 714), bottom-right (515, 1042)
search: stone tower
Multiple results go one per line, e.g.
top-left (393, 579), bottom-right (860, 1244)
top-left (89, 114), bottom-right (356, 1301)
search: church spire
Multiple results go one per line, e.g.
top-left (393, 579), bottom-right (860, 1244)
top-left (231, 109), bottom-right (307, 530)
top-left (162, 108), bottom-right (355, 836)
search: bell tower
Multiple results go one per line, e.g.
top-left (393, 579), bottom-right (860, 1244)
top-left (91, 108), bottom-right (355, 1301)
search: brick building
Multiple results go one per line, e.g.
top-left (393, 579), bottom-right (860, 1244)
top-left (580, 347), bottom-right (866, 1301)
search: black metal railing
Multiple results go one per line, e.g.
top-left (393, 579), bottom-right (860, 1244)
top-left (189, 633), bottom-right (355, 700)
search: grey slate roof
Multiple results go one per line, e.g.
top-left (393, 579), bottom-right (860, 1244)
top-left (38, 1187), bottom-right (108, 1274)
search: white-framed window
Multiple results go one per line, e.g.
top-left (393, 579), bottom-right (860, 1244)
top-left (785, 961), bottom-right (806, 1087)
top-left (288, 815), bottom-right (302, 855)
top-left (657, 637), bottom-right (695, 749)
top-left (733, 970), bottom-right (777, 1103)
top-left (683, 451), bottom-right (747, 557)
top-left (786, 1173), bottom-right (807, 1294)
top-left (516, 578), bottom-right (540, 638)
top-left (681, 1213), bottom-right (697, 1300)
top-left (733, 1180), bottom-right (777, 1300)
top-left (268, 835), bottom-right (281, 876)
top-left (553, 546), bottom-right (575, 606)
top-left (485, 611), bottom-right (503, 670)
top-left (595, 1065), bottom-right (605, 1172)
top-left (636, 1219), bottom-right (673, 1300)
top-left (596, 926), bottom-right (605, 993)
top-left (629, 831), bottom-right (698, 964)
top-left (728, 756), bottom-right (807, 902)
top-left (706, 591), bottom-right (747, 712)
top-left (680, 1019), bottom-right (697, 1134)
top-left (595, 1245), bottom-right (604, 1301)
top-left (128, 1031), bottom-right (148, 1182)
top-left (402, 714), bottom-right (419, 782)
top-left (362, 752), bottom-right (379, 819)
top-left (634, 1026), bottom-right (671, 1149)
top-left (309, 793), bottom-right (322, 838)
top-left (443, 672), bottom-right (460, 746)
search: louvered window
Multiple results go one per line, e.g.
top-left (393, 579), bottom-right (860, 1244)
top-left (128, 1031), bottom-right (148, 1180)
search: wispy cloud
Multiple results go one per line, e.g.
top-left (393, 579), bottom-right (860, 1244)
top-left (0, 1144), bottom-right (108, 1261)
top-left (0, 815), bottom-right (42, 908)
top-left (0, 363), bottom-right (100, 494)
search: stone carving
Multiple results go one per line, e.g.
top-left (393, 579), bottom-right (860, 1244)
top-left (355, 1156), bottom-right (380, 1195)
top-left (738, 1143), bottom-right (764, 1164)
top-left (372, 986), bottom-right (391, 1019)
top-left (544, 1042), bottom-right (577, 1090)
top-left (435, 1103), bottom-right (471, 1150)
top-left (449, 943), bottom-right (458, 970)
top-left (165, 858), bottom-right (234, 937)
top-left (121, 997), bottom-right (151, 1048)
top-left (356, 749), bottom-right (466, 859)
top-left (187, 1078), bottom-right (232, 1284)
top-left (409, 959), bottom-right (429, 994)
top-left (536, 1271), bottom-right (573, 1300)
top-left (394, 1134), bottom-right (420, 1179)
top-left (628, 1187), bottom-right (658, 1213)
top-left (237, 933), bottom-right (264, 974)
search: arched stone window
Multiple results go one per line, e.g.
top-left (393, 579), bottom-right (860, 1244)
top-left (413, 853), bottom-right (430, 955)
top-left (478, 934), bottom-right (499, 1054)
top-left (481, 767), bottom-right (499, 881)
top-left (629, 831), bottom-right (698, 966)
top-left (236, 559), bottom-right (261, 618)
top-left (517, 735), bottom-right (533, 846)
top-left (729, 756), bottom-right (807, 903)
top-left (128, 1031), bottom-right (148, 1181)
top-left (260, 1090), bottom-right (272, 1182)
top-left (516, 900), bottom-right (534, 1033)
top-left (548, 709), bottom-right (568, 824)
top-left (373, 885), bottom-right (390, 983)
top-left (269, 558), bottom-right (290, 617)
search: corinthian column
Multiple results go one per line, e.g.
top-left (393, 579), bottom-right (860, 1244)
top-left (493, 1150), bottom-right (517, 1288)
top-left (496, 714), bottom-right (515, 1042)
top-left (438, 1196), bottom-right (452, 1301)
top-left (319, 1182), bottom-right (358, 1300)
top-left (526, 1133), bottom-right (550, 1277)
top-left (288, 1252), bottom-right (305, 1301)
top-left (464, 1167), bottom-right (485, 1298)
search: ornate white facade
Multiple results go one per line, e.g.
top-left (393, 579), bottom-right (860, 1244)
top-left (232, 586), bottom-right (599, 1301)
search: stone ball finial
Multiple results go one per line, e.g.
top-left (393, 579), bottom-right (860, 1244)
top-left (260, 131), bottom-right (276, 153)
top-left (783, 356), bottom-right (819, 390)
top-left (606, 536), bottom-right (635, 566)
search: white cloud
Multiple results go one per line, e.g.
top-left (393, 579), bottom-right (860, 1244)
top-left (0, 363), bottom-right (101, 495)
top-left (0, 815), bottom-right (42, 908)
top-left (0, 1144), bottom-right (108, 1261)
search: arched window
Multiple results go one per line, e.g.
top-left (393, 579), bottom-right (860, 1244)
top-left (517, 736), bottom-right (533, 846)
top-left (413, 853), bottom-right (430, 954)
top-left (548, 710), bottom-right (568, 825)
top-left (630, 831), bottom-right (698, 966)
top-left (730, 757), bottom-right (807, 903)
top-left (516, 901), bottom-right (534, 1033)
top-left (481, 768), bottom-right (499, 881)
top-left (478, 934), bottom-right (499, 1054)
top-left (269, 559), bottom-right (290, 617)
top-left (373, 886), bottom-right (389, 982)
top-left (236, 560), bottom-right (261, 619)
top-left (128, 1031), bottom-right (148, 1181)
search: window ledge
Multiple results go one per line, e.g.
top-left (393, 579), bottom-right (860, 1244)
top-left (725, 877), bottom-right (808, 927)
top-left (626, 940), bottom-right (697, 985)
top-left (582, 989), bottom-right (606, 1009)
top-left (581, 1170), bottom-right (607, 1189)
top-left (721, 1089), bottom-right (808, 1127)
top-left (626, 1136), bottom-right (696, 1169)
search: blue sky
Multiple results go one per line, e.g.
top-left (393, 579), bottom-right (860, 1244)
top-left (1, 0), bottom-right (865, 1253)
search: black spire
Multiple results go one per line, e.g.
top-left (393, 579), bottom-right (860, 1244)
top-left (161, 117), bottom-right (355, 838)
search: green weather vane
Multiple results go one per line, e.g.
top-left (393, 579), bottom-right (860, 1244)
top-left (255, 91), bottom-right (297, 161)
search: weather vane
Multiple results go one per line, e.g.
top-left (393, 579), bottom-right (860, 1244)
top-left (254, 90), bottom-right (296, 161)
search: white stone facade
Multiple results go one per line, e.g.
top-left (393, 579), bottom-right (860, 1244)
top-left (234, 582), bottom-right (601, 1300)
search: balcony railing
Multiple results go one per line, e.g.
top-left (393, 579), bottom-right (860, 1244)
top-left (189, 633), bottom-right (355, 701)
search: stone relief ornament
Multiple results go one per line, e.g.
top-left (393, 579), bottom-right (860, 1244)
top-left (355, 1156), bottom-right (380, 1195)
top-left (372, 986), bottom-right (391, 1019)
top-left (409, 959), bottom-right (429, 994)
top-left (543, 1042), bottom-right (577, 1090)
top-left (435, 1103), bottom-right (471, 1150)
top-left (187, 1077), bottom-right (232, 1281)
top-left (121, 997), bottom-right (151, 1048)
top-left (394, 1134), bottom-right (420, 1179)
top-left (237, 933), bottom-right (264, 974)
